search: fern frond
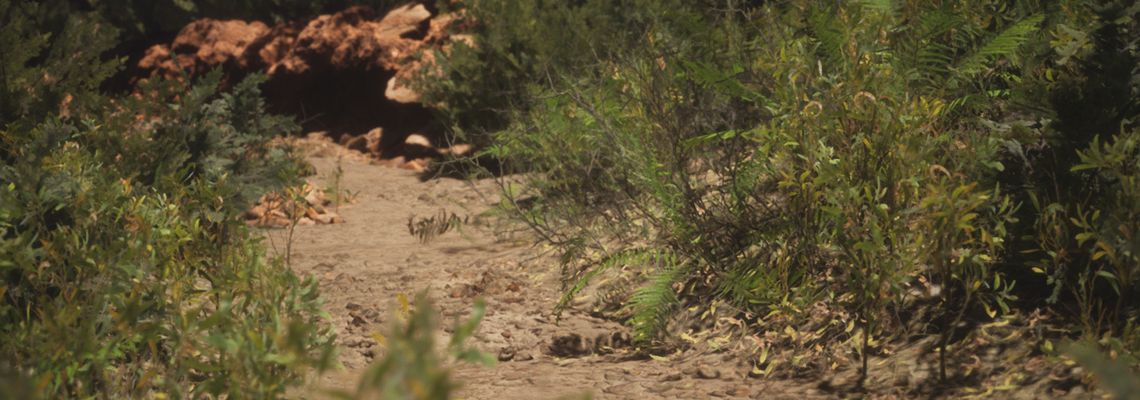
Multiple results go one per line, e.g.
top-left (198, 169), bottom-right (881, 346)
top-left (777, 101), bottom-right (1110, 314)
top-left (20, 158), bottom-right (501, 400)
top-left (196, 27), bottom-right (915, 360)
top-left (809, 8), bottom-right (847, 66)
top-left (681, 60), bottom-right (768, 105)
top-left (956, 14), bottom-right (1044, 77)
top-left (718, 267), bottom-right (764, 305)
top-left (553, 248), bottom-right (663, 318)
top-left (858, 0), bottom-right (895, 15)
top-left (916, 42), bottom-right (955, 76)
top-left (716, 260), bottom-right (784, 307)
top-left (625, 257), bottom-right (686, 343)
top-left (407, 209), bottom-right (468, 244)
top-left (917, 9), bottom-right (960, 36)
top-left (894, 10), bottom-right (964, 84)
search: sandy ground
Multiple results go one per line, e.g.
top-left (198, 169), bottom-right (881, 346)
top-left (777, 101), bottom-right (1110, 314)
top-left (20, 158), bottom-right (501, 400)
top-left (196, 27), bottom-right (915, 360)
top-left (268, 146), bottom-right (1085, 399)
top-left (266, 149), bottom-right (838, 399)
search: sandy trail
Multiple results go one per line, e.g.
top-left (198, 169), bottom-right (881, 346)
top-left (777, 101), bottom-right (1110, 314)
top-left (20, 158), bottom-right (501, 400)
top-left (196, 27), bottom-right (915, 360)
top-left (271, 150), bottom-right (823, 399)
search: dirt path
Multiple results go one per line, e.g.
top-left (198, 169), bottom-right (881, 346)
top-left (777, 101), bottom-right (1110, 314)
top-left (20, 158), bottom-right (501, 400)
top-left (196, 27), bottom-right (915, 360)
top-left (271, 149), bottom-right (825, 399)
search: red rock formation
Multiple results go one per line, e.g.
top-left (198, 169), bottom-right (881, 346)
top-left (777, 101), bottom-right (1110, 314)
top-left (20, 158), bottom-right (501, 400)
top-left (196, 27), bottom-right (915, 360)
top-left (137, 3), bottom-right (463, 168)
top-left (139, 19), bottom-right (270, 77)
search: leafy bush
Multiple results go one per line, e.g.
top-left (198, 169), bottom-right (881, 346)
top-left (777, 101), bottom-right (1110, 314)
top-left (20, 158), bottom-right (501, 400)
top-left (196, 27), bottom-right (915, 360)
top-left (424, 0), bottom-right (1140, 385)
top-left (416, 0), bottom-right (730, 148)
top-left (1, 3), bottom-right (335, 397)
top-left (0, 0), bottom-right (120, 127)
top-left (0, 78), bottom-right (335, 398)
top-left (1017, 0), bottom-right (1140, 338)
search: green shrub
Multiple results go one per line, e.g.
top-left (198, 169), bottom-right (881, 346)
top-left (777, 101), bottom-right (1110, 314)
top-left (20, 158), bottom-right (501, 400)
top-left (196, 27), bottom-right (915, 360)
top-left (1016, 0), bottom-right (1140, 339)
top-left (434, 0), bottom-right (1085, 383)
top-left (1, 2), bottom-right (527, 399)
top-left (416, 0), bottom-right (733, 148)
top-left (0, 75), bottom-right (336, 398)
top-left (0, 0), bottom-right (120, 128)
top-left (1, 4), bottom-right (335, 397)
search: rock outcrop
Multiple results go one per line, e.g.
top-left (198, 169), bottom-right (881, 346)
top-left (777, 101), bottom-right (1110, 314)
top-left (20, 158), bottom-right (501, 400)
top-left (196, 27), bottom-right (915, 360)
top-left (138, 19), bottom-right (270, 76)
top-left (138, 3), bottom-right (463, 168)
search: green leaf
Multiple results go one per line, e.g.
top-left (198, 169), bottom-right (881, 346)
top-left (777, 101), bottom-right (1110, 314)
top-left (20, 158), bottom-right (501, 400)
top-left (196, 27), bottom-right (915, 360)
top-left (957, 14), bottom-right (1045, 76)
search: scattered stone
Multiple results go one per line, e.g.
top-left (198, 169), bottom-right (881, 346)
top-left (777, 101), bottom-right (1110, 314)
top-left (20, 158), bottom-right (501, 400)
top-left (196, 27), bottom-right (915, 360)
top-left (342, 337), bottom-right (371, 348)
top-left (645, 383), bottom-right (674, 394)
top-left (498, 347), bottom-right (515, 362)
top-left (661, 372), bottom-right (683, 382)
top-left (385, 76), bottom-right (419, 103)
top-left (245, 183), bottom-right (344, 227)
top-left (442, 143), bottom-right (472, 157)
top-left (360, 308), bottom-right (380, 321)
top-left (549, 333), bottom-right (590, 357)
top-left (349, 314), bottom-right (367, 327)
top-left (314, 212), bottom-right (344, 224)
top-left (304, 190), bottom-right (328, 207)
top-left (363, 128), bottom-right (384, 153)
top-left (404, 133), bottom-right (432, 148)
top-left (513, 351), bottom-right (534, 362)
top-left (401, 158), bottom-right (428, 172)
top-left (695, 366), bottom-right (722, 380)
top-left (345, 302), bottom-right (362, 311)
top-left (245, 204), bottom-right (266, 219)
top-left (602, 383), bottom-right (636, 395)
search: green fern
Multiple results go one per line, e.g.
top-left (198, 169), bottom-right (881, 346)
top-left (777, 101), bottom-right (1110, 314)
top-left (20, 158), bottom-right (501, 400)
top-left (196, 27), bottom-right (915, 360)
top-left (956, 14), bottom-right (1045, 77)
top-left (625, 258), bottom-right (686, 344)
top-left (809, 7), bottom-right (847, 67)
top-left (717, 261), bottom-right (779, 307)
top-left (554, 248), bottom-right (663, 319)
top-left (857, 0), bottom-right (895, 15)
top-left (909, 10), bottom-right (964, 81)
